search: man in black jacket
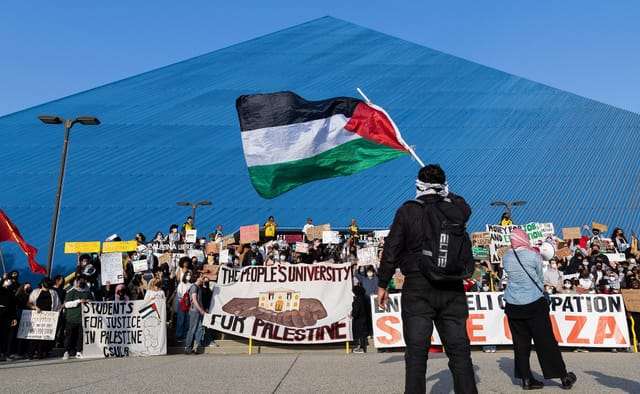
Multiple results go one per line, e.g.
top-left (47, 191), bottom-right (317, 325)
top-left (377, 164), bottom-right (477, 394)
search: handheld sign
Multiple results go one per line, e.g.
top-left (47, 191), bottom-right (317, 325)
top-left (65, 241), bottom-right (101, 254)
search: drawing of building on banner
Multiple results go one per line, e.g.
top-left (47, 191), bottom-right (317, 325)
top-left (259, 288), bottom-right (301, 312)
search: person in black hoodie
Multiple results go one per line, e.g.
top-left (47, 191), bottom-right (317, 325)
top-left (351, 284), bottom-right (368, 354)
top-left (0, 278), bottom-right (17, 361)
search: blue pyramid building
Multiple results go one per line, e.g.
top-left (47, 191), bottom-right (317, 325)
top-left (2, 16), bottom-right (640, 280)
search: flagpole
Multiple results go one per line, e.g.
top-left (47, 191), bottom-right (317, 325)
top-left (0, 245), bottom-right (6, 275)
top-left (356, 88), bottom-right (425, 167)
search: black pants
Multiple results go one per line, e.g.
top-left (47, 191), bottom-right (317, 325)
top-left (401, 274), bottom-right (477, 394)
top-left (505, 297), bottom-right (567, 380)
top-left (64, 322), bottom-right (83, 354)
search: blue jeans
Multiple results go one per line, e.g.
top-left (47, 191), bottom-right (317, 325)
top-left (185, 310), bottom-right (203, 351)
top-left (175, 307), bottom-right (189, 339)
top-left (401, 273), bottom-right (477, 394)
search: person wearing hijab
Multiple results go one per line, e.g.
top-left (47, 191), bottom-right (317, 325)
top-left (503, 228), bottom-right (577, 390)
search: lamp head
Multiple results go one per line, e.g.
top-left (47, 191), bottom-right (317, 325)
top-left (75, 116), bottom-right (100, 125)
top-left (38, 115), bottom-right (63, 125)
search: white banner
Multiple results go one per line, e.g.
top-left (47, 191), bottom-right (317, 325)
top-left (101, 252), bottom-right (124, 285)
top-left (81, 300), bottom-right (167, 358)
top-left (204, 263), bottom-right (353, 344)
top-left (17, 310), bottom-right (60, 340)
top-left (372, 292), bottom-right (630, 349)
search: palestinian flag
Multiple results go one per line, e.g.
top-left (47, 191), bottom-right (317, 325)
top-left (236, 91), bottom-right (410, 199)
top-left (139, 302), bottom-right (160, 319)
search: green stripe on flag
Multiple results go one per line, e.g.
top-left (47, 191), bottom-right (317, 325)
top-left (248, 138), bottom-right (407, 199)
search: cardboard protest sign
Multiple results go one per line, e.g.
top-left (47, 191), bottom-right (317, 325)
top-left (219, 249), bottom-right (230, 265)
top-left (471, 232), bottom-right (491, 247)
top-left (157, 253), bottom-right (171, 266)
top-left (65, 241), bottom-right (100, 254)
top-left (306, 224), bottom-right (330, 241)
top-left (82, 300), bottom-right (167, 358)
top-left (240, 224), bottom-right (259, 244)
top-left (592, 222), bottom-right (608, 233)
top-left (562, 227), bottom-right (582, 240)
top-left (392, 273), bottom-right (404, 289)
top-left (222, 234), bottom-right (236, 247)
top-left (621, 290), bottom-right (640, 313)
top-left (205, 241), bottom-right (219, 255)
top-left (555, 247), bottom-right (572, 260)
top-left (187, 249), bottom-right (205, 263)
top-left (101, 252), bottom-right (124, 285)
top-left (205, 264), bottom-right (352, 344)
top-left (102, 240), bottom-right (138, 253)
top-left (17, 310), bottom-right (60, 340)
top-left (322, 230), bottom-right (340, 244)
top-left (295, 242), bottom-right (309, 254)
top-left (200, 264), bottom-right (220, 280)
top-left (185, 229), bottom-right (198, 243)
top-left (132, 260), bottom-right (148, 273)
top-left (357, 246), bottom-right (378, 267)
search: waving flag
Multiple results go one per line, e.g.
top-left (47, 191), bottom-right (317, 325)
top-left (236, 91), bottom-right (410, 199)
top-left (0, 209), bottom-right (46, 274)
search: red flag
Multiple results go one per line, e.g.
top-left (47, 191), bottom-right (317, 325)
top-left (0, 209), bottom-right (46, 274)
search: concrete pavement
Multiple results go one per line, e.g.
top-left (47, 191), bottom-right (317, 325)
top-left (1, 349), bottom-right (638, 393)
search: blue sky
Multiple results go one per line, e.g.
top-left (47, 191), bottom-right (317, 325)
top-left (1, 1), bottom-right (639, 116)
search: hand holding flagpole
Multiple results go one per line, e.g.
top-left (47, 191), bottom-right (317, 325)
top-left (356, 88), bottom-right (425, 167)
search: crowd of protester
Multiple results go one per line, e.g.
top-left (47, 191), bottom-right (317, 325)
top-left (1, 215), bottom-right (640, 360)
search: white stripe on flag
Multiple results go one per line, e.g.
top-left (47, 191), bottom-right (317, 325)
top-left (241, 114), bottom-right (362, 167)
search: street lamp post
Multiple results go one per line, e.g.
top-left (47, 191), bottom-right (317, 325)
top-left (38, 115), bottom-right (100, 276)
top-left (176, 200), bottom-right (212, 225)
top-left (490, 200), bottom-right (527, 222)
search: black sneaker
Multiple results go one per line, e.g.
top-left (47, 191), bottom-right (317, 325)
top-left (561, 372), bottom-right (577, 390)
top-left (522, 378), bottom-right (544, 390)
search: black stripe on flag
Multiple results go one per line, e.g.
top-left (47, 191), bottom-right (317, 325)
top-left (236, 91), bottom-right (361, 132)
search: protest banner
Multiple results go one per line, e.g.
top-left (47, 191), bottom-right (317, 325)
top-left (562, 227), bottom-right (582, 240)
top-left (357, 246), bottom-right (378, 267)
top-left (306, 224), bottom-right (330, 241)
top-left (322, 230), bottom-right (340, 244)
top-left (64, 241), bottom-right (101, 254)
top-left (621, 290), bottom-right (640, 313)
top-left (372, 293), bottom-right (629, 348)
top-left (295, 242), bottom-right (309, 254)
top-left (284, 234), bottom-right (303, 243)
top-left (604, 253), bottom-right (626, 262)
top-left (204, 263), bottom-right (352, 344)
top-left (472, 246), bottom-right (490, 260)
top-left (240, 224), bottom-right (259, 244)
top-left (101, 252), bottom-right (124, 285)
top-left (81, 300), bottom-right (167, 358)
top-left (102, 240), bottom-right (138, 253)
top-left (17, 310), bottom-right (60, 340)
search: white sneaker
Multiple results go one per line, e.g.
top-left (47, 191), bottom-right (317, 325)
top-left (75, 352), bottom-right (83, 359)
top-left (62, 351), bottom-right (69, 360)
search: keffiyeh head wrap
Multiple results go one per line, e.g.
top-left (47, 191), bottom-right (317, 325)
top-left (416, 179), bottom-right (449, 200)
top-left (510, 228), bottom-right (536, 252)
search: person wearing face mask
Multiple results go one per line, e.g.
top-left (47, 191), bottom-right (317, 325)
top-left (588, 245), bottom-right (610, 269)
top-left (26, 278), bottom-right (61, 359)
top-left (354, 266), bottom-right (378, 337)
top-left (560, 279), bottom-right (576, 294)
top-left (242, 241), bottom-right (264, 266)
top-left (8, 283), bottom-right (32, 360)
top-left (543, 258), bottom-right (563, 293)
top-left (62, 276), bottom-right (93, 360)
top-left (173, 270), bottom-right (193, 342)
top-left (165, 224), bottom-right (182, 249)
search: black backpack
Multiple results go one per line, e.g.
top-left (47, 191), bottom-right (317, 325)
top-left (409, 199), bottom-right (475, 281)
